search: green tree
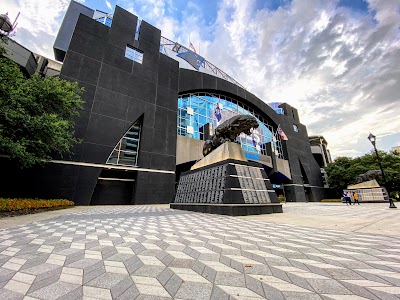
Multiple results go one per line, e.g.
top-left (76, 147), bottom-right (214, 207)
top-left (325, 151), bottom-right (400, 195)
top-left (0, 40), bottom-right (83, 168)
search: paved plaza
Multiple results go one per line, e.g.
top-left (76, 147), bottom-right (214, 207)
top-left (0, 203), bottom-right (399, 300)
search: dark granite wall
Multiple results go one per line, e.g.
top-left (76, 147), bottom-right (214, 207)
top-left (60, 6), bottom-right (178, 204)
top-left (0, 5), bottom-right (326, 203)
top-left (0, 6), bottom-right (178, 205)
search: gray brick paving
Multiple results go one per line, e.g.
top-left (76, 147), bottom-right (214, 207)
top-left (0, 204), bottom-right (399, 299)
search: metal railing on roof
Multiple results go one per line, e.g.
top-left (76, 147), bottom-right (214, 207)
top-left (160, 36), bottom-right (245, 90)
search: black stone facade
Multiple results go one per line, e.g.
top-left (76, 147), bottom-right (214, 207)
top-left (1, 6), bottom-right (178, 205)
top-left (0, 5), bottom-right (327, 204)
top-left (62, 6), bottom-right (178, 205)
top-left (175, 159), bottom-right (279, 205)
top-left (177, 69), bottom-right (326, 202)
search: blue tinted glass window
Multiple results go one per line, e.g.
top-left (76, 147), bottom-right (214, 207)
top-left (105, 17), bottom-right (112, 27)
top-left (125, 46), bottom-right (143, 64)
top-left (177, 92), bottom-right (285, 159)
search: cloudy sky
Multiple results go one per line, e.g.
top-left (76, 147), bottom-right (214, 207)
top-left (4, 0), bottom-right (400, 158)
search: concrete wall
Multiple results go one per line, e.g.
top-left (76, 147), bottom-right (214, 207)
top-left (54, 0), bottom-right (94, 62)
top-left (2, 39), bottom-right (37, 76)
top-left (276, 158), bottom-right (291, 180)
top-left (176, 135), bottom-right (204, 165)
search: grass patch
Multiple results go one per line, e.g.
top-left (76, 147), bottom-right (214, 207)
top-left (320, 199), bottom-right (342, 202)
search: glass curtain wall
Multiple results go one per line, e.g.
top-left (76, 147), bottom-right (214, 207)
top-left (106, 121), bottom-right (142, 166)
top-left (178, 92), bottom-right (284, 159)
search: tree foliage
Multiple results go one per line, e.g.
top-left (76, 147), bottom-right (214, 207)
top-left (325, 151), bottom-right (400, 196)
top-left (0, 41), bottom-right (84, 168)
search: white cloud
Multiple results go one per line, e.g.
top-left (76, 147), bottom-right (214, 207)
top-left (4, 0), bottom-right (400, 159)
top-left (190, 0), bottom-right (400, 159)
top-left (3, 0), bottom-right (70, 58)
top-left (121, 0), bottom-right (166, 20)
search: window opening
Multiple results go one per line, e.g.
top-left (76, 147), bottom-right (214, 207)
top-left (135, 19), bottom-right (142, 41)
top-left (106, 120), bottom-right (142, 166)
top-left (105, 17), bottom-right (112, 27)
top-left (125, 46), bottom-right (143, 64)
top-left (95, 16), bottom-right (113, 27)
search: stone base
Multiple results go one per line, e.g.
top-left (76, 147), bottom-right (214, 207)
top-left (175, 159), bottom-right (279, 205)
top-left (191, 142), bottom-right (247, 170)
top-left (170, 203), bottom-right (283, 216)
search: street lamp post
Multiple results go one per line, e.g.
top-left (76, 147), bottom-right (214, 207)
top-left (0, 13), bottom-right (13, 35)
top-left (367, 133), bottom-right (396, 208)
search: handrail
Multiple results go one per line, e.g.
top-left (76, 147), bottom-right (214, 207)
top-left (160, 36), bottom-right (245, 90)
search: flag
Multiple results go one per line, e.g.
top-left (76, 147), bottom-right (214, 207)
top-left (189, 42), bottom-right (197, 53)
top-left (277, 125), bottom-right (288, 140)
top-left (176, 51), bottom-right (204, 70)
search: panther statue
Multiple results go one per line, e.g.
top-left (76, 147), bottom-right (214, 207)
top-left (203, 115), bottom-right (259, 157)
top-left (354, 170), bottom-right (382, 184)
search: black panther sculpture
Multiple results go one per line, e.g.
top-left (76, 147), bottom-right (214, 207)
top-left (203, 115), bottom-right (259, 157)
top-left (354, 170), bottom-right (382, 184)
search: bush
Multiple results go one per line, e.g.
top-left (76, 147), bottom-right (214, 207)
top-left (0, 198), bottom-right (74, 212)
top-left (320, 199), bottom-right (342, 202)
top-left (0, 40), bottom-right (84, 168)
top-left (278, 196), bottom-right (286, 202)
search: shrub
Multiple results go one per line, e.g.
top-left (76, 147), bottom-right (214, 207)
top-left (0, 39), bottom-right (84, 168)
top-left (278, 196), bottom-right (286, 202)
top-left (0, 198), bottom-right (74, 212)
top-left (320, 199), bottom-right (342, 202)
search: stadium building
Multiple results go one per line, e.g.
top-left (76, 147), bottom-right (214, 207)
top-left (1, 1), bottom-right (330, 205)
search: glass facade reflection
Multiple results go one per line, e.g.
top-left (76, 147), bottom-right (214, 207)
top-left (267, 102), bottom-right (284, 115)
top-left (177, 92), bottom-right (284, 159)
top-left (106, 121), bottom-right (142, 166)
top-left (125, 46), bottom-right (143, 64)
top-left (96, 16), bottom-right (113, 27)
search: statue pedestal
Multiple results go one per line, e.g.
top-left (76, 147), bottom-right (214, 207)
top-left (171, 143), bottom-right (282, 216)
top-left (191, 142), bottom-right (247, 170)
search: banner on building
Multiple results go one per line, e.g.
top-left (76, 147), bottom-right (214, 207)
top-left (177, 51), bottom-right (204, 70)
top-left (214, 103), bottom-right (222, 125)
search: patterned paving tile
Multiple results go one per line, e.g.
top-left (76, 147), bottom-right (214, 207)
top-left (212, 285), bottom-right (264, 299)
top-left (0, 204), bottom-right (399, 299)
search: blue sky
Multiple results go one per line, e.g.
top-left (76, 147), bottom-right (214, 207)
top-left (4, 0), bottom-right (400, 158)
top-left (338, 0), bottom-right (369, 12)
